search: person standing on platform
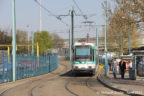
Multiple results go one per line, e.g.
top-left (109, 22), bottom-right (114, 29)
top-left (129, 60), bottom-right (132, 79)
top-left (112, 58), bottom-right (117, 79)
top-left (109, 60), bottom-right (112, 71)
top-left (119, 59), bottom-right (126, 79)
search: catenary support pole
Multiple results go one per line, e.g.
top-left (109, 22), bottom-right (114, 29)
top-left (32, 32), bottom-right (34, 55)
top-left (71, 6), bottom-right (74, 61)
top-left (129, 30), bottom-right (131, 54)
top-left (96, 28), bottom-right (99, 66)
top-left (104, 0), bottom-right (108, 76)
top-left (128, 10), bottom-right (131, 55)
top-left (96, 28), bottom-right (98, 47)
top-left (12, 0), bottom-right (16, 82)
top-left (40, 0), bottom-right (42, 32)
top-left (69, 30), bottom-right (72, 60)
top-left (104, 14), bottom-right (108, 77)
top-left (121, 25), bottom-right (123, 56)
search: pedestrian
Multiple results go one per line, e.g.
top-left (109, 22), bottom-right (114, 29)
top-left (129, 60), bottom-right (132, 69)
top-left (108, 60), bottom-right (112, 71)
top-left (129, 60), bottom-right (132, 79)
top-left (119, 59), bottom-right (126, 79)
top-left (112, 58), bottom-right (117, 79)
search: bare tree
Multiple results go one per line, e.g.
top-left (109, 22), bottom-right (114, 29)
top-left (102, 0), bottom-right (143, 55)
top-left (51, 33), bottom-right (64, 49)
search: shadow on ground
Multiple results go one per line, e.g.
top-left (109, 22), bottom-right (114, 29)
top-left (60, 70), bottom-right (94, 77)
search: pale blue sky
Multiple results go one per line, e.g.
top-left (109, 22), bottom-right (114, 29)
top-left (0, 0), bottom-right (114, 38)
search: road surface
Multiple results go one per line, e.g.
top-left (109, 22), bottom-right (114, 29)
top-left (0, 57), bottom-right (128, 96)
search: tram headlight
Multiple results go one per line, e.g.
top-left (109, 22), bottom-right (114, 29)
top-left (88, 66), bottom-right (92, 69)
top-left (75, 66), bottom-right (79, 69)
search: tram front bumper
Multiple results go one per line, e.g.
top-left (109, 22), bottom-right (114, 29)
top-left (72, 68), bottom-right (95, 73)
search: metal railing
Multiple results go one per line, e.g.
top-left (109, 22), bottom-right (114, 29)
top-left (0, 53), bottom-right (58, 83)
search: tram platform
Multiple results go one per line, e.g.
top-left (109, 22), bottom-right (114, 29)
top-left (98, 71), bottom-right (144, 96)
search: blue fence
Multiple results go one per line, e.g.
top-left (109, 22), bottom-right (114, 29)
top-left (0, 53), bottom-right (58, 83)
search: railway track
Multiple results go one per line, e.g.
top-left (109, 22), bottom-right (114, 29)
top-left (0, 62), bottom-right (69, 96)
top-left (63, 67), bottom-right (104, 96)
top-left (64, 70), bottom-right (128, 96)
top-left (31, 63), bottom-right (69, 96)
top-left (64, 75), bottom-right (106, 96)
top-left (64, 77), bottom-right (79, 96)
top-left (86, 77), bottom-right (114, 96)
top-left (0, 58), bottom-right (129, 96)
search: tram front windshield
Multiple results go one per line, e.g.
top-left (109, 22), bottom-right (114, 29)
top-left (74, 46), bottom-right (92, 62)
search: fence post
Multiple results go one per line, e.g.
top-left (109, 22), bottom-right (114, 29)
top-left (2, 53), bottom-right (5, 82)
top-left (37, 42), bottom-right (39, 68)
top-left (6, 55), bottom-right (9, 82)
top-left (17, 54), bottom-right (19, 80)
top-left (31, 55), bottom-right (33, 76)
top-left (49, 54), bottom-right (51, 72)
top-left (20, 55), bottom-right (22, 79)
top-left (8, 46), bottom-right (10, 62)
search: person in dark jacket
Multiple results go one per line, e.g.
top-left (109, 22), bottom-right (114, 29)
top-left (119, 59), bottom-right (126, 79)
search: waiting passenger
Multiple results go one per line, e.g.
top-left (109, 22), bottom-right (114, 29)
top-left (112, 59), bottom-right (117, 79)
top-left (119, 59), bottom-right (126, 79)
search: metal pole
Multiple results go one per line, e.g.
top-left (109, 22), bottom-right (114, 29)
top-left (28, 31), bottom-right (29, 54)
top-left (69, 30), bottom-right (72, 60)
top-left (37, 42), bottom-right (39, 68)
top-left (8, 46), bottom-right (10, 62)
top-left (96, 28), bottom-right (99, 67)
top-left (12, 0), bottom-right (16, 82)
top-left (40, 0), bottom-right (42, 32)
top-left (71, 7), bottom-right (74, 50)
top-left (87, 33), bottom-right (89, 43)
top-left (128, 6), bottom-right (131, 55)
top-left (71, 7), bottom-right (74, 61)
top-left (120, 24), bottom-right (123, 56)
top-left (104, 14), bottom-right (108, 77)
top-left (32, 32), bottom-right (34, 55)
top-left (96, 28), bottom-right (98, 47)
top-left (104, 0), bottom-right (108, 76)
top-left (129, 29), bottom-right (131, 54)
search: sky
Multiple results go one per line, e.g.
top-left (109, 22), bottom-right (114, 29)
top-left (0, 0), bottom-right (114, 39)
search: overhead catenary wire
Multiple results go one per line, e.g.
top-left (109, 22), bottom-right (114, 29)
top-left (72, 0), bottom-right (88, 20)
top-left (34, 0), bottom-right (69, 26)
top-left (34, 0), bottom-right (99, 39)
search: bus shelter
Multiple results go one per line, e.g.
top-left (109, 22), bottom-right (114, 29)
top-left (133, 51), bottom-right (144, 80)
top-left (120, 55), bottom-right (136, 80)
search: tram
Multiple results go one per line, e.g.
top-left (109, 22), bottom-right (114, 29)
top-left (72, 42), bottom-right (97, 75)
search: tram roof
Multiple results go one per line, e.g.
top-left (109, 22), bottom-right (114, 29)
top-left (74, 42), bottom-right (95, 47)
